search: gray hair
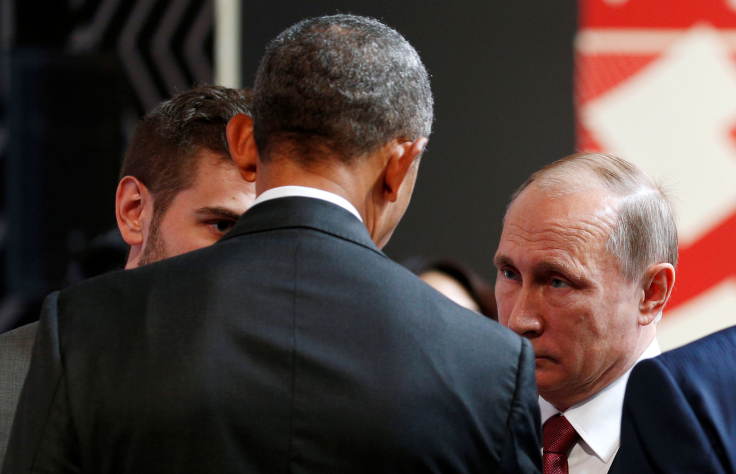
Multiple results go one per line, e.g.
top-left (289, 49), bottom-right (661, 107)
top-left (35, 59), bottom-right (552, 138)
top-left (253, 14), bottom-right (433, 164)
top-left (509, 153), bottom-right (678, 287)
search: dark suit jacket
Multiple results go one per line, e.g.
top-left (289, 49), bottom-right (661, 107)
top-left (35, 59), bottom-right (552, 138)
top-left (0, 322), bottom-right (36, 469)
top-left (609, 453), bottom-right (620, 473)
top-left (4, 197), bottom-right (541, 474)
top-left (617, 327), bottom-right (736, 474)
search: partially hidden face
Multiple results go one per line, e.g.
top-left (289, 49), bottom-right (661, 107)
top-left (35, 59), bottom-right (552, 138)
top-left (139, 150), bottom-right (256, 265)
top-left (494, 185), bottom-right (643, 409)
top-left (420, 270), bottom-right (481, 313)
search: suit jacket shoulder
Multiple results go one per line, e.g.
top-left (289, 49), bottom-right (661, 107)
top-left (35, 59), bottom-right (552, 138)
top-left (618, 327), bottom-right (736, 474)
top-left (0, 322), bottom-right (37, 467)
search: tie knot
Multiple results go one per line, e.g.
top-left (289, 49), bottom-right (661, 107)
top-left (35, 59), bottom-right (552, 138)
top-left (543, 415), bottom-right (579, 454)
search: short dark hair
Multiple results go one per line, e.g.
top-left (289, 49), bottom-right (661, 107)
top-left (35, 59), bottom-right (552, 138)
top-left (253, 14), bottom-right (433, 164)
top-left (120, 85), bottom-right (253, 216)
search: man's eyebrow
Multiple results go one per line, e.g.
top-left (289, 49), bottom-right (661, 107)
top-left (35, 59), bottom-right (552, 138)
top-left (534, 260), bottom-right (569, 272)
top-left (493, 254), bottom-right (514, 268)
top-left (532, 261), bottom-right (585, 284)
top-left (194, 206), bottom-right (243, 221)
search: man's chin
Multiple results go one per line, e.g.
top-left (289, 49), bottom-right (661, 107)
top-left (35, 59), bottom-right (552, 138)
top-left (534, 360), bottom-right (566, 396)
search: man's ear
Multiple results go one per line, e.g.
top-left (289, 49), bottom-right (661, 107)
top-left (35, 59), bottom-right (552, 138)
top-left (383, 137), bottom-right (428, 202)
top-left (638, 263), bottom-right (676, 326)
top-left (226, 114), bottom-right (257, 182)
top-left (115, 176), bottom-right (152, 247)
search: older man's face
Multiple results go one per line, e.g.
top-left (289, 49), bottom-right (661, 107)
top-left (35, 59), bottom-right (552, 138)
top-left (494, 185), bottom-right (643, 410)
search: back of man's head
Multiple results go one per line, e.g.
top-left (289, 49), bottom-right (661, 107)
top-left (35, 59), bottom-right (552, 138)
top-left (121, 85), bottom-right (253, 217)
top-left (252, 14), bottom-right (433, 164)
top-left (509, 152), bottom-right (678, 283)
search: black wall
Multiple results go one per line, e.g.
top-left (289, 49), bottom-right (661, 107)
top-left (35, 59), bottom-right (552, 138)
top-left (240, 2), bottom-right (577, 281)
top-left (0, 0), bottom-right (214, 332)
top-left (5, 51), bottom-right (124, 300)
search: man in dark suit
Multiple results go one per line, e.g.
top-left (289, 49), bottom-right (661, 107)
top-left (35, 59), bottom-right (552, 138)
top-left (0, 85), bottom-right (255, 467)
top-left (4, 14), bottom-right (541, 474)
top-left (617, 326), bottom-right (736, 474)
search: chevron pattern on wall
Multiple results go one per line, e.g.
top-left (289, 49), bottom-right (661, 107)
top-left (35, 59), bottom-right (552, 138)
top-left (0, 0), bottom-right (214, 333)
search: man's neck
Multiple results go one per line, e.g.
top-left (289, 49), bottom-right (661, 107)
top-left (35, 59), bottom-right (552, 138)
top-left (256, 157), bottom-right (374, 222)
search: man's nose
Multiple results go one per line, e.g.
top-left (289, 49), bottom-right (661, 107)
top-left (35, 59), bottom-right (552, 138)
top-left (506, 286), bottom-right (543, 339)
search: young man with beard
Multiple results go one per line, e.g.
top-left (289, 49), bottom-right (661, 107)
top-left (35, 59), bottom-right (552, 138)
top-left (0, 85), bottom-right (255, 467)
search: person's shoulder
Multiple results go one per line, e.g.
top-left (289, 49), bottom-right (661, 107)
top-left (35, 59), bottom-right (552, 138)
top-left (60, 244), bottom-right (208, 300)
top-left (680, 325), bottom-right (736, 354)
top-left (0, 322), bottom-right (37, 358)
top-left (635, 328), bottom-right (736, 395)
top-left (387, 260), bottom-right (501, 318)
top-left (658, 327), bottom-right (736, 372)
top-left (387, 261), bottom-right (524, 355)
top-left (0, 321), bottom-right (38, 344)
top-left (55, 259), bottom-right (170, 329)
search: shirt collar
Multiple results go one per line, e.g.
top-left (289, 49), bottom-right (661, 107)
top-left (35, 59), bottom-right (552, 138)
top-left (539, 339), bottom-right (661, 463)
top-left (252, 186), bottom-right (363, 223)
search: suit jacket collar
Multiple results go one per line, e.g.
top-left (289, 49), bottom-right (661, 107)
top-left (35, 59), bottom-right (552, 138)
top-left (220, 196), bottom-right (386, 258)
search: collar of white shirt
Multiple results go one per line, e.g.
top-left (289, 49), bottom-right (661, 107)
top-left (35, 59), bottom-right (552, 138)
top-left (538, 339), bottom-right (661, 464)
top-left (251, 185), bottom-right (363, 223)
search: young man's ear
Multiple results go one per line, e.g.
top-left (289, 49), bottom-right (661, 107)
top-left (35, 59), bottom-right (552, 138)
top-left (226, 114), bottom-right (258, 182)
top-left (383, 137), bottom-right (427, 202)
top-left (115, 176), bottom-right (152, 247)
top-left (638, 263), bottom-right (676, 326)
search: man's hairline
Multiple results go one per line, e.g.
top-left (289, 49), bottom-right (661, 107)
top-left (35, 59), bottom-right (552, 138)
top-left (507, 183), bottom-right (676, 295)
top-left (502, 182), bottom-right (642, 283)
top-left (117, 146), bottom-right (238, 238)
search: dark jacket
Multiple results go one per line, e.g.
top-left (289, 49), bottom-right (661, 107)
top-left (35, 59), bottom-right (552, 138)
top-left (617, 326), bottom-right (736, 474)
top-left (0, 322), bottom-right (36, 469)
top-left (4, 197), bottom-right (541, 474)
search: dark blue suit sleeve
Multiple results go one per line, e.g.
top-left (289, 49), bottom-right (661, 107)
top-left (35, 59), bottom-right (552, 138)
top-left (617, 357), bottom-right (727, 474)
top-left (499, 337), bottom-right (542, 474)
top-left (2, 292), bottom-right (81, 474)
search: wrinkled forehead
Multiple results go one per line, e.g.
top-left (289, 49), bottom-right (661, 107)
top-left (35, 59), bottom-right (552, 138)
top-left (499, 186), bottom-right (619, 264)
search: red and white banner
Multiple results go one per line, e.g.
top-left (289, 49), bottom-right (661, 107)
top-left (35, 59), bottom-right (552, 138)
top-left (577, 0), bottom-right (736, 349)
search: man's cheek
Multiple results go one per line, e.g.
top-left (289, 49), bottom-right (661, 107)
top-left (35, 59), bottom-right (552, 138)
top-left (169, 230), bottom-right (209, 256)
top-left (496, 302), bottom-right (512, 327)
top-left (534, 363), bottom-right (563, 390)
top-left (494, 287), bottom-right (515, 327)
top-left (192, 232), bottom-right (219, 251)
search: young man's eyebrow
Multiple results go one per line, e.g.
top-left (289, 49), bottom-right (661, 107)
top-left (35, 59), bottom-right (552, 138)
top-left (194, 206), bottom-right (243, 221)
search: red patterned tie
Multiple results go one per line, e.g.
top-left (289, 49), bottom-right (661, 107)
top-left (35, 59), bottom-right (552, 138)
top-left (543, 415), bottom-right (579, 474)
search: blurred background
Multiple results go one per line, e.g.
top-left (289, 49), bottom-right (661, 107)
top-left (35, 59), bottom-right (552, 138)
top-left (0, 0), bottom-right (732, 350)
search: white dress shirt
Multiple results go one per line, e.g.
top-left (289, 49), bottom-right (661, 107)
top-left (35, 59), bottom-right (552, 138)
top-left (251, 185), bottom-right (363, 222)
top-left (539, 339), bottom-right (661, 474)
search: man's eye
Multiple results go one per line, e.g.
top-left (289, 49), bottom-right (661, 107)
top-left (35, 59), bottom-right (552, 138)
top-left (210, 220), bottom-right (236, 234)
top-left (551, 278), bottom-right (569, 289)
top-left (502, 269), bottom-right (517, 280)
